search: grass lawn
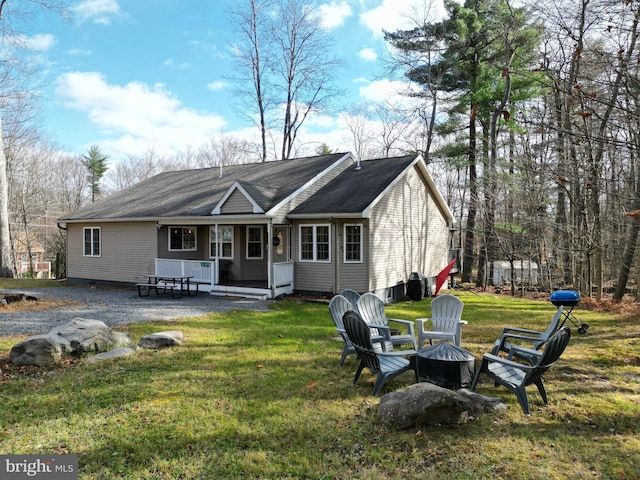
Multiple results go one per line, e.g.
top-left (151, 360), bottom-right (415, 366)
top-left (1, 283), bottom-right (639, 479)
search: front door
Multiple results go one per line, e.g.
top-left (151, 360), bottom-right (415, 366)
top-left (272, 225), bottom-right (289, 263)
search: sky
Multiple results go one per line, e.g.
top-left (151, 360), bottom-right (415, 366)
top-left (24, 0), bottom-right (446, 163)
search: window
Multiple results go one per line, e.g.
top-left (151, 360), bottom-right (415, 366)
top-left (83, 227), bottom-right (101, 257)
top-left (210, 226), bottom-right (233, 258)
top-left (299, 224), bottom-right (330, 262)
top-left (246, 226), bottom-right (263, 259)
top-left (169, 227), bottom-right (196, 251)
top-left (344, 224), bottom-right (363, 263)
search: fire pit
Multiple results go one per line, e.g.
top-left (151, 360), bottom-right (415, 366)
top-left (417, 342), bottom-right (476, 389)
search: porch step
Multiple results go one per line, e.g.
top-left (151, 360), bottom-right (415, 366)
top-left (208, 291), bottom-right (268, 300)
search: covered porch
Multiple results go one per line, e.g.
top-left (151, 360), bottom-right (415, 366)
top-left (154, 258), bottom-right (294, 299)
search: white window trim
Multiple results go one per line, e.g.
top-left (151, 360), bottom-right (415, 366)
top-left (298, 224), bottom-right (331, 263)
top-left (210, 226), bottom-right (234, 259)
top-left (83, 227), bottom-right (101, 257)
top-left (246, 225), bottom-right (263, 260)
top-left (168, 226), bottom-right (197, 252)
top-left (343, 223), bottom-right (363, 263)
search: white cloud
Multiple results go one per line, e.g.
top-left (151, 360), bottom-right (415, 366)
top-left (359, 78), bottom-right (415, 104)
top-left (18, 33), bottom-right (56, 51)
top-left (358, 47), bottom-right (377, 62)
top-left (318, 1), bottom-right (353, 29)
top-left (55, 71), bottom-right (227, 158)
top-left (163, 58), bottom-right (191, 69)
top-left (360, 0), bottom-right (446, 37)
top-left (207, 81), bottom-right (227, 91)
top-left (72, 0), bottom-right (121, 25)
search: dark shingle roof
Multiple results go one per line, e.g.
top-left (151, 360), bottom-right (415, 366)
top-left (59, 153), bottom-right (349, 221)
top-left (291, 155), bottom-right (417, 215)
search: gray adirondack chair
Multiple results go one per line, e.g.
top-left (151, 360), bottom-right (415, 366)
top-left (329, 295), bottom-right (390, 365)
top-left (342, 310), bottom-right (419, 396)
top-left (491, 306), bottom-right (565, 364)
top-left (328, 295), bottom-right (357, 366)
top-left (416, 294), bottom-right (467, 348)
top-left (339, 289), bottom-right (361, 310)
top-left (356, 293), bottom-right (417, 350)
top-left (471, 326), bottom-right (571, 415)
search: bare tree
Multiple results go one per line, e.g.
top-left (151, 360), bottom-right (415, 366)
top-left (0, 0), bottom-right (65, 277)
top-left (229, 0), bottom-right (275, 162)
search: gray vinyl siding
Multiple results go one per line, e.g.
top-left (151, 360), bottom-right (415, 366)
top-left (335, 219), bottom-right (368, 293)
top-left (67, 222), bottom-right (157, 283)
top-left (368, 165), bottom-right (449, 292)
top-left (292, 219), bottom-right (335, 293)
top-left (221, 189), bottom-right (254, 214)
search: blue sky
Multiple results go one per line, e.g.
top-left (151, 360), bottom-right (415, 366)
top-left (25, 0), bottom-right (445, 162)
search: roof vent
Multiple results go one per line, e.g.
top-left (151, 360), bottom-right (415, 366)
top-left (354, 157), bottom-right (361, 171)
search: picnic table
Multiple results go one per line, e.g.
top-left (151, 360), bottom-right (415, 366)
top-left (137, 275), bottom-right (197, 298)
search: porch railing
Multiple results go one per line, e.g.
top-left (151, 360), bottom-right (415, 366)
top-left (155, 259), bottom-right (216, 284)
top-left (273, 261), bottom-right (294, 288)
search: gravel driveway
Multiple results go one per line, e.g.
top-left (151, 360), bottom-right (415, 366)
top-left (0, 286), bottom-right (271, 337)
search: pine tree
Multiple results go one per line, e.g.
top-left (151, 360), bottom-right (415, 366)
top-left (82, 145), bottom-right (109, 203)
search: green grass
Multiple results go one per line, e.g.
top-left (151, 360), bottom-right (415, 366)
top-left (1, 288), bottom-right (639, 479)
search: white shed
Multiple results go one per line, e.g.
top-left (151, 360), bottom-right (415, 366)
top-left (492, 260), bottom-right (538, 286)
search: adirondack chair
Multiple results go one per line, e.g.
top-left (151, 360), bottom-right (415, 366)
top-left (356, 293), bottom-right (417, 350)
top-left (416, 294), bottom-right (467, 349)
top-left (342, 310), bottom-right (419, 396)
top-left (339, 289), bottom-right (361, 310)
top-left (328, 295), bottom-right (357, 366)
top-left (329, 295), bottom-right (390, 365)
top-left (491, 306), bottom-right (565, 364)
top-left (471, 326), bottom-right (571, 415)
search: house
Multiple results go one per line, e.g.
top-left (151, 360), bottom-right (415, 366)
top-left (492, 260), bottom-right (539, 286)
top-left (58, 152), bottom-right (454, 299)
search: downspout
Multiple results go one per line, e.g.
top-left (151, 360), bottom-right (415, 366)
top-left (267, 221), bottom-right (273, 297)
top-left (333, 218), bottom-right (339, 294)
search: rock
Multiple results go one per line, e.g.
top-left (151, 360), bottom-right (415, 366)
top-left (457, 388), bottom-right (509, 414)
top-left (138, 331), bottom-right (183, 349)
top-left (48, 318), bottom-right (133, 356)
top-left (377, 382), bottom-right (507, 429)
top-left (9, 318), bottom-right (133, 366)
top-left (86, 347), bottom-right (138, 363)
top-left (10, 335), bottom-right (63, 366)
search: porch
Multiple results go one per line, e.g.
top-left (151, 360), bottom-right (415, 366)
top-left (154, 258), bottom-right (294, 299)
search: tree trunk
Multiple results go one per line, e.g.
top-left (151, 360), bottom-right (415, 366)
top-left (462, 103), bottom-right (479, 284)
top-left (0, 115), bottom-right (14, 277)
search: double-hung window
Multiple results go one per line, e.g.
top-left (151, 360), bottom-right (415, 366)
top-left (246, 226), bottom-right (263, 259)
top-left (344, 224), bottom-right (363, 263)
top-left (83, 227), bottom-right (101, 257)
top-left (299, 224), bottom-right (330, 262)
top-left (169, 227), bottom-right (196, 251)
top-left (210, 226), bottom-right (233, 258)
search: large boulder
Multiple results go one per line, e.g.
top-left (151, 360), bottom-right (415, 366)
top-left (10, 335), bottom-right (63, 366)
top-left (377, 382), bottom-right (507, 429)
top-left (138, 331), bottom-right (184, 349)
top-left (9, 318), bottom-right (133, 366)
top-left (48, 318), bottom-right (133, 356)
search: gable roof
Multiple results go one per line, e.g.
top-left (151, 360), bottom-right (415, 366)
top-left (289, 155), bottom-right (418, 217)
top-left (58, 152), bottom-right (452, 224)
top-left (59, 153), bottom-right (350, 222)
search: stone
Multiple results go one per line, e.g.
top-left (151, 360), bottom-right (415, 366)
top-left (138, 331), bottom-right (184, 349)
top-left (457, 388), bottom-right (509, 414)
top-left (10, 335), bottom-right (63, 366)
top-left (377, 382), bottom-right (507, 429)
top-left (86, 347), bottom-right (138, 363)
top-left (9, 318), bottom-right (133, 366)
top-left (48, 318), bottom-right (133, 356)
